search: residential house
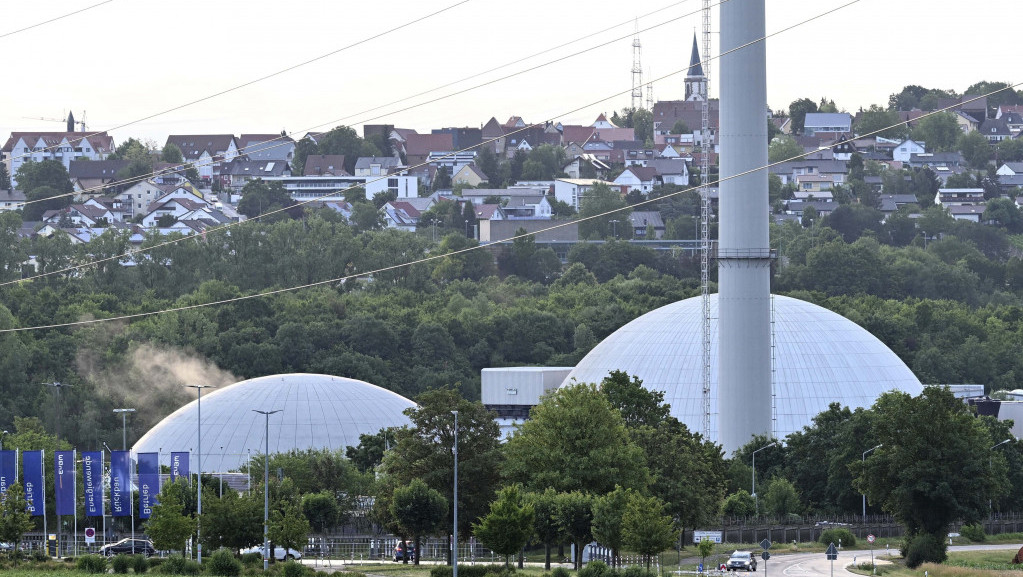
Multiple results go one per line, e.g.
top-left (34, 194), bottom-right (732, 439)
top-left (553, 178), bottom-right (616, 210)
top-left (784, 200), bottom-right (838, 219)
top-left (561, 125), bottom-right (597, 147)
top-left (613, 166), bottom-right (658, 194)
top-left (304, 155), bottom-right (349, 177)
top-left (999, 112), bottom-right (1023, 135)
top-left (996, 174), bottom-right (1023, 192)
top-left (954, 111), bottom-right (982, 133)
top-left (478, 218), bottom-right (578, 244)
top-left (382, 200), bottom-right (425, 232)
top-left (581, 141), bottom-right (614, 163)
top-left (452, 164), bottom-right (489, 188)
top-left (878, 193), bottom-right (919, 220)
top-left (892, 139), bottom-right (926, 163)
top-left (948, 204), bottom-right (985, 222)
top-left (769, 159), bottom-right (848, 186)
top-left (141, 195), bottom-right (216, 228)
top-left (980, 118), bottom-right (1012, 143)
top-left (481, 118), bottom-right (507, 156)
top-left (647, 158), bottom-right (689, 186)
top-left (473, 204), bottom-right (505, 224)
top-left (432, 127), bottom-right (482, 150)
top-left (42, 200), bottom-right (116, 227)
top-left (620, 144), bottom-right (658, 166)
top-left (262, 173), bottom-right (418, 202)
top-left (404, 133), bottom-right (454, 166)
top-left (997, 162), bottom-right (1023, 176)
top-left (908, 152), bottom-right (964, 170)
top-left (353, 156), bottom-right (402, 177)
top-left (651, 99), bottom-right (720, 147)
top-left (935, 188), bottom-right (985, 207)
top-left (219, 159), bottom-right (291, 191)
top-left (803, 113), bottom-right (852, 136)
top-left (629, 211), bottom-right (665, 239)
top-left (0, 189), bottom-right (26, 212)
top-left (794, 174), bottom-right (834, 193)
top-left (116, 180), bottom-right (197, 220)
top-left (165, 135), bottom-right (239, 182)
top-left (238, 134), bottom-right (295, 163)
top-left (791, 190), bottom-right (834, 202)
top-left (3, 131), bottom-right (115, 189)
top-left (502, 195), bottom-right (552, 219)
top-left (427, 151), bottom-right (477, 177)
top-left (561, 155), bottom-right (611, 179)
top-left (69, 159), bottom-right (128, 192)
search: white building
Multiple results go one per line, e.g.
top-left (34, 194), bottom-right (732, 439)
top-left (553, 178), bottom-right (617, 211)
top-left (3, 131), bottom-right (115, 189)
top-left (262, 174), bottom-right (418, 202)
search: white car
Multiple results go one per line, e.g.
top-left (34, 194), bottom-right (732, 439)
top-left (240, 545), bottom-right (303, 561)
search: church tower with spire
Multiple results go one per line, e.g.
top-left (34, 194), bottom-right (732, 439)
top-left (685, 34), bottom-right (707, 102)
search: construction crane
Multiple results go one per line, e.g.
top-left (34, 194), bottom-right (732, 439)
top-left (22, 111), bottom-right (87, 132)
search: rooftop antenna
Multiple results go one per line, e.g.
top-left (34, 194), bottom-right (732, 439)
top-left (700, 0), bottom-right (713, 440)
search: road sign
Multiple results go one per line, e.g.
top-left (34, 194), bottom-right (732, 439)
top-left (761, 551), bottom-right (770, 561)
top-left (694, 531), bottom-right (723, 544)
top-left (826, 542), bottom-right (838, 561)
top-left (84, 527), bottom-right (96, 544)
top-left (760, 539), bottom-right (772, 550)
top-left (867, 534), bottom-right (875, 544)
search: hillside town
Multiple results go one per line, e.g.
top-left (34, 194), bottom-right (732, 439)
top-left (2, 43), bottom-right (1023, 264)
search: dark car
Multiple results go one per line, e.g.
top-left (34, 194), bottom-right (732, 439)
top-left (393, 542), bottom-right (416, 561)
top-left (99, 538), bottom-right (156, 557)
top-left (726, 551), bottom-right (757, 571)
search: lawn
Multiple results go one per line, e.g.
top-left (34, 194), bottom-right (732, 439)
top-left (847, 549), bottom-right (1022, 577)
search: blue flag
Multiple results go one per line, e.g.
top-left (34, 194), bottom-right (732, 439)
top-left (55, 450), bottom-right (75, 516)
top-left (137, 452), bottom-right (159, 519)
top-left (82, 451), bottom-right (104, 516)
top-left (0, 450), bottom-right (16, 499)
top-left (170, 452), bottom-right (189, 482)
top-left (110, 451), bottom-right (132, 517)
top-left (23, 451), bottom-right (44, 516)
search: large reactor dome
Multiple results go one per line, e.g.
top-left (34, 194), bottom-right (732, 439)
top-left (564, 295), bottom-right (923, 443)
top-left (133, 374), bottom-right (416, 471)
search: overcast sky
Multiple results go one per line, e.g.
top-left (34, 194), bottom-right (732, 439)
top-left (2, 0), bottom-right (1017, 147)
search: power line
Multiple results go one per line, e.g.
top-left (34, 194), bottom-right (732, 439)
top-left (7, 0), bottom-right (474, 165)
top-left (5, 0), bottom-right (873, 295)
top-left (0, 0), bottom-right (114, 40)
top-left (15, 0), bottom-right (705, 210)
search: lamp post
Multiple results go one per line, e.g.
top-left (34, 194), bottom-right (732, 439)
top-left (452, 410), bottom-right (459, 577)
top-left (861, 444), bottom-right (882, 518)
top-left (609, 219), bottom-right (620, 239)
top-left (0, 430), bottom-right (8, 451)
top-left (751, 441), bottom-right (777, 515)
top-left (185, 385), bottom-right (215, 564)
top-left (219, 446), bottom-right (224, 497)
top-left (113, 409), bottom-right (136, 450)
top-left (990, 439), bottom-right (1012, 512)
top-left (253, 410), bottom-right (282, 572)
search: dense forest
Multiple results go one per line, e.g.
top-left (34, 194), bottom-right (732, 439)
top-left (3, 189), bottom-right (1023, 449)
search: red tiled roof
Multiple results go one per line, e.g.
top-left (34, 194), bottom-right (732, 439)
top-left (3, 131), bottom-right (114, 154)
top-left (404, 133), bottom-right (453, 157)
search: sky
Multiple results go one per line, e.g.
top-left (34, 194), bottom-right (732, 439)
top-left (1, 0), bottom-right (1019, 149)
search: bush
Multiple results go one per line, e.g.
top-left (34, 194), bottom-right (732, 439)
top-left (579, 561), bottom-right (616, 577)
top-left (431, 565), bottom-right (512, 577)
top-left (112, 555), bottom-right (132, 574)
top-left (207, 549), bottom-right (241, 577)
top-left (148, 558), bottom-right (166, 569)
top-left (280, 560), bottom-right (306, 577)
top-left (550, 568), bottom-right (570, 577)
top-left (131, 554), bottom-right (149, 574)
top-left (240, 552), bottom-right (262, 567)
top-left (76, 554), bottom-right (108, 573)
top-left (960, 523), bottom-right (986, 542)
top-left (32, 549), bottom-right (50, 562)
top-left (904, 533), bottom-right (947, 568)
top-left (818, 528), bottom-right (856, 548)
top-left (157, 556), bottom-right (201, 575)
top-left (621, 567), bottom-right (656, 577)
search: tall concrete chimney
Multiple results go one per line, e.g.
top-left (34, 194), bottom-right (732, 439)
top-left (717, 0), bottom-right (772, 454)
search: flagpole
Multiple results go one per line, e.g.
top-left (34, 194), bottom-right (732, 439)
top-left (73, 450), bottom-right (78, 557)
top-left (41, 450), bottom-right (47, 558)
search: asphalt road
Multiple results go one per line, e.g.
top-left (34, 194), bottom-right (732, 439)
top-left (752, 543), bottom-right (1023, 577)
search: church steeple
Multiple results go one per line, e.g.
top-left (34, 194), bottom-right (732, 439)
top-left (67, 111), bottom-right (76, 132)
top-left (685, 34), bottom-right (707, 102)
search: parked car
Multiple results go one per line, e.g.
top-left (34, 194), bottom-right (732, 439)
top-left (240, 545), bottom-right (303, 561)
top-left (99, 539), bottom-right (156, 557)
top-left (726, 551), bottom-right (757, 572)
top-left (393, 542), bottom-right (416, 561)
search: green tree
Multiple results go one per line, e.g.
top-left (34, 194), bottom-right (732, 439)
top-left (524, 488), bottom-right (564, 570)
top-left (0, 483), bottom-right (35, 558)
top-left (503, 383), bottom-right (648, 495)
top-left (720, 490), bottom-right (755, 518)
top-left (14, 159), bottom-right (73, 193)
top-left (350, 202), bottom-right (383, 232)
top-left (983, 197), bottom-right (1023, 232)
top-left (555, 491), bottom-right (593, 570)
top-left (997, 138), bottom-right (1023, 163)
top-left (591, 486), bottom-right (633, 567)
top-left (852, 387), bottom-right (1001, 566)
top-left (345, 428), bottom-right (397, 473)
top-left (578, 182), bottom-right (630, 239)
top-left (0, 163), bottom-right (11, 191)
top-left (769, 135), bottom-right (804, 163)
top-left (316, 125), bottom-right (380, 174)
top-left (854, 105), bottom-right (908, 139)
top-left (633, 108), bottom-right (654, 143)
top-left (146, 479), bottom-right (197, 556)
top-left (788, 98), bottom-right (818, 134)
top-left (762, 477), bottom-right (801, 517)
top-left (472, 485), bottom-right (534, 568)
top-left (161, 142), bottom-right (184, 163)
top-left (818, 97), bottom-right (838, 113)
top-left (302, 491), bottom-right (339, 533)
top-left (965, 81), bottom-right (1022, 117)
top-left (391, 479), bottom-right (447, 565)
top-left (697, 538), bottom-right (715, 571)
top-left (622, 494), bottom-right (677, 570)
top-left (201, 486), bottom-right (262, 552)
top-left (23, 185), bottom-right (71, 221)
top-left (267, 500), bottom-right (310, 556)
top-left (237, 179), bottom-right (301, 220)
top-left (910, 112), bottom-right (960, 152)
top-left (958, 131), bottom-right (993, 169)
top-left (672, 119), bottom-right (690, 134)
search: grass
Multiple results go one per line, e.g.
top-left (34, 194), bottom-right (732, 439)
top-left (846, 548), bottom-right (1022, 577)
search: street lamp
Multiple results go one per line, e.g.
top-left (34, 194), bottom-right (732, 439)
top-left (751, 441), bottom-right (777, 515)
top-left (990, 439), bottom-right (1012, 512)
top-left (452, 407), bottom-right (460, 577)
top-left (185, 384), bottom-right (215, 564)
top-left (0, 430), bottom-right (8, 451)
top-left (253, 410), bottom-right (282, 572)
top-left (609, 219), bottom-right (620, 239)
top-left (44, 382), bottom-right (72, 444)
top-left (113, 409), bottom-right (136, 450)
top-left (862, 444), bottom-right (882, 518)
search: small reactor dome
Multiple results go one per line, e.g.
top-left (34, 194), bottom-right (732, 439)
top-left (133, 374), bottom-right (416, 471)
top-left (564, 295), bottom-right (923, 443)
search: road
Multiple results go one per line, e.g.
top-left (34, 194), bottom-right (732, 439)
top-left (755, 544), bottom-right (1022, 577)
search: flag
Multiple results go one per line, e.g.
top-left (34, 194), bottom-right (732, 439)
top-left (110, 451), bottom-right (132, 517)
top-left (82, 451), bottom-right (104, 516)
top-left (55, 450), bottom-right (75, 516)
top-left (170, 452), bottom-right (189, 482)
top-left (137, 452), bottom-right (159, 519)
top-left (23, 451), bottom-right (44, 516)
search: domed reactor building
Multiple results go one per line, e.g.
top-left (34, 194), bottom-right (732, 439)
top-left (562, 295), bottom-right (923, 443)
top-left (133, 374), bottom-right (416, 471)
